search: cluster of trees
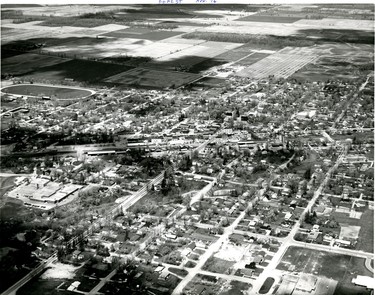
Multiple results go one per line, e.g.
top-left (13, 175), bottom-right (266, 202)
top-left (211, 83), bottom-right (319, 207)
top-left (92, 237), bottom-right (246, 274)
top-left (178, 155), bottom-right (193, 172)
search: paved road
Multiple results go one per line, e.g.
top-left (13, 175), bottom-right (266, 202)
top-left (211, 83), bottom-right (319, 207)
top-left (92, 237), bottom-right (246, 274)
top-left (88, 268), bottom-right (117, 295)
top-left (290, 240), bottom-right (374, 260)
top-left (0, 173), bottom-right (31, 177)
top-left (1, 253), bottom-right (57, 295)
top-left (365, 258), bottom-right (374, 273)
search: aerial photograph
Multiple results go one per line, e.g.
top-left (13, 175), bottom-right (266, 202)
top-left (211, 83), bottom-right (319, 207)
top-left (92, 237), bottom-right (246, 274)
top-left (0, 2), bottom-right (374, 295)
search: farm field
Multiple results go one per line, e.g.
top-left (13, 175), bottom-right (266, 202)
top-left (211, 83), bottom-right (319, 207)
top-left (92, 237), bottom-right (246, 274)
top-left (236, 15), bottom-right (301, 23)
top-left (236, 52), bottom-right (317, 79)
top-left (233, 52), bottom-right (270, 66)
top-left (22, 59), bottom-right (133, 84)
top-left (104, 67), bottom-right (200, 89)
top-left (157, 41), bottom-right (242, 62)
top-left (40, 36), bottom-right (152, 59)
top-left (125, 41), bottom-right (198, 59)
top-left (103, 28), bottom-right (184, 41)
top-left (2, 53), bottom-right (69, 76)
top-left (1, 84), bottom-right (94, 99)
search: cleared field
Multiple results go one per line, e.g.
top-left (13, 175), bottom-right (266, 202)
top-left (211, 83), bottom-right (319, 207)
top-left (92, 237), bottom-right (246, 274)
top-left (356, 209), bottom-right (374, 253)
top-left (41, 37), bottom-right (151, 59)
top-left (236, 52), bottom-right (317, 79)
top-left (126, 42), bottom-right (195, 59)
top-left (295, 18), bottom-right (374, 30)
top-left (203, 257), bottom-right (235, 274)
top-left (2, 53), bottom-right (68, 75)
top-left (292, 43), bottom-right (374, 82)
top-left (277, 246), bottom-right (372, 282)
top-left (104, 67), bottom-right (200, 89)
top-left (1, 84), bottom-right (94, 99)
top-left (234, 52), bottom-right (270, 66)
top-left (236, 15), bottom-right (301, 23)
top-left (157, 41), bottom-right (242, 61)
top-left (23, 59), bottom-right (133, 83)
top-left (103, 29), bottom-right (184, 41)
top-left (0, 176), bottom-right (16, 198)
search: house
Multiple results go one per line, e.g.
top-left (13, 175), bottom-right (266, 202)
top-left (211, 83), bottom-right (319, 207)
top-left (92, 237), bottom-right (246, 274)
top-left (195, 285), bottom-right (208, 295)
top-left (284, 212), bottom-right (292, 221)
top-left (159, 268), bottom-right (170, 280)
top-left (312, 224), bottom-right (320, 232)
top-left (249, 255), bottom-right (264, 264)
top-left (72, 250), bottom-right (83, 260)
top-left (241, 268), bottom-right (254, 278)
top-left (307, 231), bottom-right (319, 241)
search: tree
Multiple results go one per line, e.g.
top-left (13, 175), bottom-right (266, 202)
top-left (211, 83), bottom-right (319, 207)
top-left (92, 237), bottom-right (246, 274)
top-left (248, 262), bottom-right (256, 269)
top-left (304, 166), bottom-right (312, 180)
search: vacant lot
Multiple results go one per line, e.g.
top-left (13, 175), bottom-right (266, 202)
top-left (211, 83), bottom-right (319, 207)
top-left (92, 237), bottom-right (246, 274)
top-left (0, 176), bottom-right (16, 198)
top-left (203, 256), bottom-right (235, 274)
top-left (104, 67), bottom-right (200, 89)
top-left (356, 209), bottom-right (374, 253)
top-left (278, 246), bottom-right (372, 283)
top-left (1, 84), bottom-right (93, 99)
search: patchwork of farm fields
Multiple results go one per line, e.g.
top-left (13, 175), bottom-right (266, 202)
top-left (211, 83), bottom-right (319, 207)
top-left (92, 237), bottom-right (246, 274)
top-left (236, 52), bottom-right (317, 79)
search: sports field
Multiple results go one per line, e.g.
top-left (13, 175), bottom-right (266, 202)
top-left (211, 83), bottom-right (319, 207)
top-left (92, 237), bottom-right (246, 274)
top-left (1, 84), bottom-right (94, 99)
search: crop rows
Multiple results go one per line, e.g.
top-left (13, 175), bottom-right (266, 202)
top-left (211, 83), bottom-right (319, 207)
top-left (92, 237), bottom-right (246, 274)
top-left (237, 53), bottom-right (318, 79)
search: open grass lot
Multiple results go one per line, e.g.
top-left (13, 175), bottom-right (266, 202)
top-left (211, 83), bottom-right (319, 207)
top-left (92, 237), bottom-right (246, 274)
top-left (1, 84), bottom-right (93, 99)
top-left (333, 255), bottom-right (373, 295)
top-left (278, 247), bottom-right (372, 286)
top-left (1, 53), bottom-right (68, 75)
top-left (330, 207), bottom-right (374, 252)
top-left (17, 278), bottom-right (72, 295)
top-left (219, 280), bottom-right (252, 295)
top-left (23, 59), bottom-right (133, 84)
top-left (0, 176), bottom-right (16, 198)
top-left (236, 15), bottom-right (301, 23)
top-left (104, 67), bottom-right (200, 89)
top-left (130, 178), bottom-right (207, 215)
top-left (203, 256), bottom-right (235, 274)
top-left (356, 209), bottom-right (374, 253)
